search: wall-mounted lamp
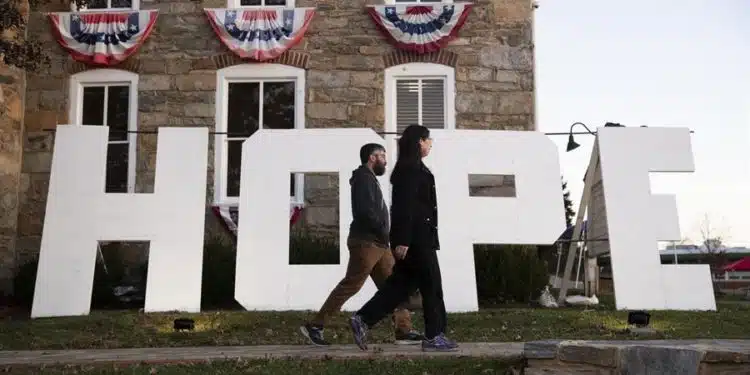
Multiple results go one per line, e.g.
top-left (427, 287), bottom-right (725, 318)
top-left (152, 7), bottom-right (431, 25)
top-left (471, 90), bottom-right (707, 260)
top-left (566, 122), bottom-right (596, 152)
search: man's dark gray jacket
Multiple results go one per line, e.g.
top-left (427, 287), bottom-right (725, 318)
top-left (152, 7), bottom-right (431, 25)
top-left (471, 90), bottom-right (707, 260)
top-left (348, 165), bottom-right (389, 247)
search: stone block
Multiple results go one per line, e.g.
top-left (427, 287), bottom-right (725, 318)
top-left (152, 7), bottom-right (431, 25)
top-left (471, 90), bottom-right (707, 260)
top-left (38, 90), bottom-right (66, 111)
top-left (523, 341), bottom-right (562, 360)
top-left (21, 152), bottom-right (52, 173)
top-left (307, 103), bottom-right (348, 120)
top-left (139, 112), bottom-right (168, 129)
top-left (335, 55), bottom-right (384, 71)
top-left (302, 206), bottom-right (338, 227)
top-left (478, 45), bottom-right (533, 71)
top-left (348, 104), bottom-right (384, 123)
top-left (140, 75), bottom-right (172, 91)
top-left (140, 92), bottom-right (168, 112)
top-left (525, 360), bottom-right (614, 375)
top-left (24, 132), bottom-right (53, 153)
top-left (468, 67), bottom-right (494, 82)
top-left (176, 73), bottom-right (216, 91)
top-left (619, 346), bottom-right (702, 375)
top-left (308, 70), bottom-right (351, 88)
top-left (0, 172), bottom-right (20, 235)
top-left (139, 59), bottom-right (168, 74)
top-left (456, 91), bottom-right (532, 115)
top-left (350, 71), bottom-right (383, 89)
top-left (491, 0), bottom-right (532, 25)
top-left (700, 363), bottom-right (750, 375)
top-left (558, 342), bottom-right (619, 368)
top-left (24, 110), bottom-right (64, 132)
top-left (183, 103), bottom-right (214, 118)
top-left (319, 88), bottom-right (374, 103)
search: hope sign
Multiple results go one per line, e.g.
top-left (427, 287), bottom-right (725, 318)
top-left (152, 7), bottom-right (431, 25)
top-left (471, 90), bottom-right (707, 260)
top-left (30, 125), bottom-right (715, 318)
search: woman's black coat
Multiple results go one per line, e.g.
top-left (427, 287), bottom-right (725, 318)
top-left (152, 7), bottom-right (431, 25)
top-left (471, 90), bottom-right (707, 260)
top-left (389, 162), bottom-right (440, 251)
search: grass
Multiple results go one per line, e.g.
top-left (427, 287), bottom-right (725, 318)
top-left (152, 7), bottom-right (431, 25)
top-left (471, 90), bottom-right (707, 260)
top-left (1, 296), bottom-right (749, 350)
top-left (2, 358), bottom-right (520, 375)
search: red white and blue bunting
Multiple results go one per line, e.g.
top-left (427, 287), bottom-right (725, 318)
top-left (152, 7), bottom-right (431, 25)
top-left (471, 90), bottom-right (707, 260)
top-left (367, 3), bottom-right (472, 54)
top-left (212, 203), bottom-right (304, 240)
top-left (48, 10), bottom-right (158, 66)
top-left (204, 8), bottom-right (315, 61)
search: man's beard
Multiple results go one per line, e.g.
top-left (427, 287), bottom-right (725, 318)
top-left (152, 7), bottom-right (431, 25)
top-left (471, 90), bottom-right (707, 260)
top-left (373, 163), bottom-right (386, 176)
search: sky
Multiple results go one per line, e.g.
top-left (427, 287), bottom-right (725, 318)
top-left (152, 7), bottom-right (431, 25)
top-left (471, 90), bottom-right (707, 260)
top-left (534, 0), bottom-right (750, 247)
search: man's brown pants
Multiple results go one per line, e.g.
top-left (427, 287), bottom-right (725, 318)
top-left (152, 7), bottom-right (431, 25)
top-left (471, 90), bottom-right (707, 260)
top-left (312, 238), bottom-right (412, 333)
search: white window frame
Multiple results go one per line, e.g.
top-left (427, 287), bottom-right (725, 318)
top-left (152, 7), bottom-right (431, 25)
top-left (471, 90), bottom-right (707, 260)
top-left (384, 62), bottom-right (456, 169)
top-left (214, 63), bottom-right (305, 206)
top-left (226, 0), bottom-right (295, 8)
top-left (384, 0), bottom-right (453, 4)
top-left (70, 0), bottom-right (140, 12)
top-left (68, 69), bottom-right (139, 193)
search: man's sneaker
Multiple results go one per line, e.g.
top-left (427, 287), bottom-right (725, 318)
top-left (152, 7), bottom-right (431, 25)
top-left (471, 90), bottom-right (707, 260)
top-left (421, 333), bottom-right (459, 352)
top-left (395, 330), bottom-right (425, 345)
top-left (299, 324), bottom-right (330, 346)
top-left (350, 314), bottom-right (369, 351)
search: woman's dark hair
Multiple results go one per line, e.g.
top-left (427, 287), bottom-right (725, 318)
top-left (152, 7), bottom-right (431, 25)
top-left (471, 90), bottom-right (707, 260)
top-left (391, 124), bottom-right (430, 183)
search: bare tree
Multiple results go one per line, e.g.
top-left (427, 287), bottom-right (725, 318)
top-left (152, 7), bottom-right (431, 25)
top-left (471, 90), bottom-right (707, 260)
top-left (697, 214), bottom-right (729, 293)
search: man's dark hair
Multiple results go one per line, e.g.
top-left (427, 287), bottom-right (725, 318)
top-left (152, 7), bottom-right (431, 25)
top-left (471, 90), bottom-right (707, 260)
top-left (359, 143), bottom-right (386, 164)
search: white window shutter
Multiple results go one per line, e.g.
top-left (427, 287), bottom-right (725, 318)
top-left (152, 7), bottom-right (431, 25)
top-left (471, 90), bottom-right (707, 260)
top-left (421, 79), bottom-right (445, 129)
top-left (395, 79), bottom-right (445, 134)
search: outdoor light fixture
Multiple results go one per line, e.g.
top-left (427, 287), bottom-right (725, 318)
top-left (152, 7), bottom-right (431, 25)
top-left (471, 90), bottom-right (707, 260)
top-left (565, 122), bottom-right (596, 152)
top-left (173, 318), bottom-right (195, 332)
top-left (627, 310), bottom-right (651, 328)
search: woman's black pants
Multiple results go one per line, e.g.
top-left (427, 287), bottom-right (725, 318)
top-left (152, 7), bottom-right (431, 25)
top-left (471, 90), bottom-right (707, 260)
top-left (356, 246), bottom-right (447, 339)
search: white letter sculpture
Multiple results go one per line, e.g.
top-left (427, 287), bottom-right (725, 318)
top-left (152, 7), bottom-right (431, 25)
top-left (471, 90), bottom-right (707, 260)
top-left (597, 126), bottom-right (716, 310)
top-left (424, 130), bottom-right (566, 312)
top-left (236, 129), bottom-right (385, 310)
top-left (32, 125), bottom-right (209, 318)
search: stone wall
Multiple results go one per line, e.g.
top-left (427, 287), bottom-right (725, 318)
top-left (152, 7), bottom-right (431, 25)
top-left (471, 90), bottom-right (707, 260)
top-left (13, 0), bottom-right (535, 277)
top-left (0, 0), bottom-right (29, 295)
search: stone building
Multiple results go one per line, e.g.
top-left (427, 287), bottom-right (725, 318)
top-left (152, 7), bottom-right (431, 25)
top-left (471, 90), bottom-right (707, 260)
top-left (0, 0), bottom-right (536, 294)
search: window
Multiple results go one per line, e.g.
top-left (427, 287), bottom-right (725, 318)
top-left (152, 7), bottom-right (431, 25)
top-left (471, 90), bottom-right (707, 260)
top-left (71, 0), bottom-right (139, 11)
top-left (226, 0), bottom-right (294, 7)
top-left (214, 64), bottom-right (305, 206)
top-left (384, 62), bottom-right (455, 178)
top-left (385, 62), bottom-right (455, 134)
top-left (388, 0), bottom-right (452, 4)
top-left (69, 69), bottom-right (138, 193)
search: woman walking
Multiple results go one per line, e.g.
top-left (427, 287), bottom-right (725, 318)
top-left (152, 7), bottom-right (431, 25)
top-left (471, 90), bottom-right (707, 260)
top-left (349, 124), bottom-right (458, 352)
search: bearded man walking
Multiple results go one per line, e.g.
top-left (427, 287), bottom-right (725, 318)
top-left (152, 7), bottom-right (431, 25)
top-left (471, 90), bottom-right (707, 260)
top-left (300, 143), bottom-right (424, 346)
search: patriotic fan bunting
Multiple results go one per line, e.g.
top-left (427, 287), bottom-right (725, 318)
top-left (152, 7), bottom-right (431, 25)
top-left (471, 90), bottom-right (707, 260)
top-left (204, 8), bottom-right (315, 61)
top-left (48, 10), bottom-right (158, 66)
top-left (212, 203), bottom-right (304, 241)
top-left (367, 3), bottom-right (472, 54)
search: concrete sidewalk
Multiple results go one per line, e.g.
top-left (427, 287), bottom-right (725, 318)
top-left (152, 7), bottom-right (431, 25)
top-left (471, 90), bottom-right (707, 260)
top-left (1, 340), bottom-right (750, 374)
top-left (0, 343), bottom-right (523, 366)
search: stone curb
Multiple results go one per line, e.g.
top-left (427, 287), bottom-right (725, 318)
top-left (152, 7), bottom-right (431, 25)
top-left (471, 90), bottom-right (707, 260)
top-left (522, 340), bottom-right (750, 375)
top-left (0, 340), bottom-right (749, 374)
top-left (0, 343), bottom-right (525, 366)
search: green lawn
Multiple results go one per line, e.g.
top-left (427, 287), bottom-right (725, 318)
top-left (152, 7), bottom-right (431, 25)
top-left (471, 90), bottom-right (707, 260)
top-left (1, 298), bottom-right (748, 350)
top-left (3, 358), bottom-right (520, 375)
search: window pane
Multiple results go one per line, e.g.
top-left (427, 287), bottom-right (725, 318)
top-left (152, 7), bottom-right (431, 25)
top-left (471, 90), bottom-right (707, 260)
top-left (228, 82), bottom-right (260, 136)
top-left (107, 85), bottom-right (130, 141)
top-left (422, 79), bottom-right (445, 129)
top-left (227, 140), bottom-right (243, 197)
top-left (396, 80), bottom-right (419, 134)
top-left (106, 143), bottom-right (129, 193)
top-left (240, 0), bottom-right (262, 5)
top-left (86, 0), bottom-right (108, 9)
top-left (111, 0), bottom-right (133, 7)
top-left (82, 86), bottom-right (105, 126)
top-left (290, 173), bottom-right (295, 197)
top-left (265, 0), bottom-right (287, 5)
top-left (263, 82), bottom-right (295, 130)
